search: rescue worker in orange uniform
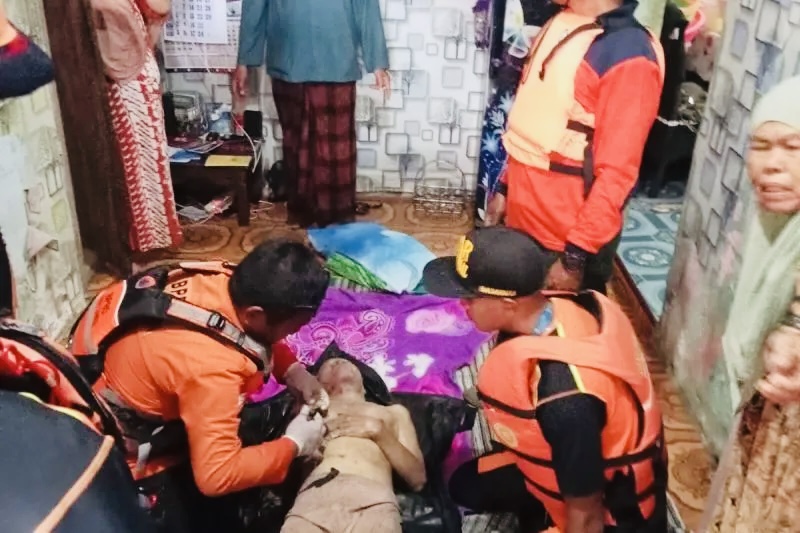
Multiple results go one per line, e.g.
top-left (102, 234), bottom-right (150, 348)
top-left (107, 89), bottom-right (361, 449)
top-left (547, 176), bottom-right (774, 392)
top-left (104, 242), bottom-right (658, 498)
top-left (69, 239), bottom-right (331, 532)
top-left (484, 0), bottom-right (665, 294)
top-left (423, 227), bottom-right (668, 532)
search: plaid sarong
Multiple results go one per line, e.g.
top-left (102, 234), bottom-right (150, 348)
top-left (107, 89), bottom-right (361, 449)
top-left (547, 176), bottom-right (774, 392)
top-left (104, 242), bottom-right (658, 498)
top-left (272, 79), bottom-right (357, 227)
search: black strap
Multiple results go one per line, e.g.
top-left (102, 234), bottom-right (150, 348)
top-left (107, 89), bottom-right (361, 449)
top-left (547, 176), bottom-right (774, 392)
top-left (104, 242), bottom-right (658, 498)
top-left (566, 120), bottom-right (595, 139)
top-left (522, 469), bottom-right (659, 504)
top-left (582, 140), bottom-right (595, 198)
top-left (476, 388), bottom-right (537, 419)
top-left (548, 161), bottom-right (584, 177)
top-left (538, 23), bottom-right (602, 80)
top-left (547, 119), bottom-right (596, 197)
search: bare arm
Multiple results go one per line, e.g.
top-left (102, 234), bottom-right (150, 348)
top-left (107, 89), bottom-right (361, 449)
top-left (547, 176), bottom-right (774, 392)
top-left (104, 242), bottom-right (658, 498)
top-left (564, 493), bottom-right (604, 533)
top-left (376, 405), bottom-right (426, 491)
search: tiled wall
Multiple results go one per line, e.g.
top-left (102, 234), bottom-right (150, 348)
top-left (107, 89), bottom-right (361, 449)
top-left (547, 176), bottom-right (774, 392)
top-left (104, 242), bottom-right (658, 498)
top-left (166, 0), bottom-right (489, 194)
top-left (0, 0), bottom-right (87, 337)
top-left (659, 0), bottom-right (800, 454)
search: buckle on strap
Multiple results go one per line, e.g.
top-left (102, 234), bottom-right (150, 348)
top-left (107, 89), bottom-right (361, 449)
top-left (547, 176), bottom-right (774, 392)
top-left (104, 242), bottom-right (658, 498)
top-left (235, 331), bottom-right (247, 347)
top-left (166, 299), bottom-right (270, 370)
top-left (207, 312), bottom-right (227, 330)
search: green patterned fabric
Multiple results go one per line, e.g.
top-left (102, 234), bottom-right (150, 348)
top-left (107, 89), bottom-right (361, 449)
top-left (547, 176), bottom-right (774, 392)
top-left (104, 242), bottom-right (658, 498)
top-left (326, 253), bottom-right (388, 292)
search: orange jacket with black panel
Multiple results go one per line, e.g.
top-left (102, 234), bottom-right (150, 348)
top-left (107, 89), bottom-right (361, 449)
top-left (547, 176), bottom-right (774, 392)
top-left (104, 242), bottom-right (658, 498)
top-left (476, 292), bottom-right (666, 530)
top-left (69, 262), bottom-right (302, 496)
top-left (498, 1), bottom-right (664, 262)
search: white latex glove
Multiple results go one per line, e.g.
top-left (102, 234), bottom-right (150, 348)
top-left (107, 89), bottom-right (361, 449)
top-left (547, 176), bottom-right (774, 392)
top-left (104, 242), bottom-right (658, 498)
top-left (284, 405), bottom-right (325, 457)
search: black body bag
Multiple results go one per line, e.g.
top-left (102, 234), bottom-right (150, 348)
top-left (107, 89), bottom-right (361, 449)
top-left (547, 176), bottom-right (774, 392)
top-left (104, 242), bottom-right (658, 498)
top-left (236, 342), bottom-right (477, 533)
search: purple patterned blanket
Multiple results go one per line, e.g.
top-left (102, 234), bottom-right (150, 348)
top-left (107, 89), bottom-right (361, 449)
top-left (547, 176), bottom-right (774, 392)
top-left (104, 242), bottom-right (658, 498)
top-left (249, 288), bottom-right (490, 401)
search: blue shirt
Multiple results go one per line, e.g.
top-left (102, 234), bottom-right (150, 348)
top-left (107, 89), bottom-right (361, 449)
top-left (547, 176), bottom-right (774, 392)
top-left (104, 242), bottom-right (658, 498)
top-left (533, 302), bottom-right (554, 336)
top-left (237, 0), bottom-right (389, 83)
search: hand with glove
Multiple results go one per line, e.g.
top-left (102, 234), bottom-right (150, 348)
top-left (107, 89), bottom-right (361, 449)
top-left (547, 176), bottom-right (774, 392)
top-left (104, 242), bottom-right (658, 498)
top-left (283, 361), bottom-right (328, 413)
top-left (284, 405), bottom-right (325, 457)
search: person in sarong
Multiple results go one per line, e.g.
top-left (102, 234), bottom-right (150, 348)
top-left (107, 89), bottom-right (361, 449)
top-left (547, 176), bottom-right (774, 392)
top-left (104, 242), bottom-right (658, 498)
top-left (700, 76), bottom-right (800, 532)
top-left (235, 0), bottom-right (390, 228)
top-left (90, 0), bottom-right (182, 253)
top-left (281, 357), bottom-right (426, 533)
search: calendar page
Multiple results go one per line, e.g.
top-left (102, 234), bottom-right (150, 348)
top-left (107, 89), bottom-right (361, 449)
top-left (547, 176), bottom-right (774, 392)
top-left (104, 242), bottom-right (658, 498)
top-left (163, 1), bottom-right (241, 71)
top-left (164, 0), bottom-right (228, 45)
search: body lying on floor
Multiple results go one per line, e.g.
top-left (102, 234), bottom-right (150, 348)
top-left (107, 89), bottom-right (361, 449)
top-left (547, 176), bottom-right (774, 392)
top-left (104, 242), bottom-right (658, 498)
top-left (282, 357), bottom-right (426, 532)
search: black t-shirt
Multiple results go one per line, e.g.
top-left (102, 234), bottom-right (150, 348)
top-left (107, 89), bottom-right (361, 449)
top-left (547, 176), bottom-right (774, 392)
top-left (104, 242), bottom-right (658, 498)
top-left (535, 359), bottom-right (607, 498)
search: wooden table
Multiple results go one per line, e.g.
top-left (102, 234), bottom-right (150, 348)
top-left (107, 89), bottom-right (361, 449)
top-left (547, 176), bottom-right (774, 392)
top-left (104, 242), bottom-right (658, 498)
top-left (169, 138), bottom-right (264, 226)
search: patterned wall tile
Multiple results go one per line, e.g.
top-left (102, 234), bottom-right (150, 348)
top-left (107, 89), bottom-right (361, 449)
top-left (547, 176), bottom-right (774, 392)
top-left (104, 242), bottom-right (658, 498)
top-left (167, 0), bottom-right (488, 194)
top-left (660, 0), bottom-right (800, 453)
top-left (0, 0), bottom-right (88, 337)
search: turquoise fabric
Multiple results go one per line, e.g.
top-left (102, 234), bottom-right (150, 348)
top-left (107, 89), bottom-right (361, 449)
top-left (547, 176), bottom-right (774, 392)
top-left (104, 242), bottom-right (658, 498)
top-left (238, 0), bottom-right (389, 83)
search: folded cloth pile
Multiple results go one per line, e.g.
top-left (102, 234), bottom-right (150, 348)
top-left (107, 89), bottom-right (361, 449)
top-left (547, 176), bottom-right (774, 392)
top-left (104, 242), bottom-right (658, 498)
top-left (308, 222), bottom-right (435, 294)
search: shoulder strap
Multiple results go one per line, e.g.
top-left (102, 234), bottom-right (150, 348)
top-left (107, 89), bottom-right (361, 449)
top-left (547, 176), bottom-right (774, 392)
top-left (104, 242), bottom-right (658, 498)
top-left (162, 298), bottom-right (269, 371)
top-left (150, 262), bottom-right (267, 368)
top-left (72, 263), bottom-right (268, 373)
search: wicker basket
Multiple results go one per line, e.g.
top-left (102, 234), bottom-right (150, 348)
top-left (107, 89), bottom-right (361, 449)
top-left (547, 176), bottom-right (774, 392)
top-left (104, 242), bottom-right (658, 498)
top-left (412, 160), bottom-right (467, 217)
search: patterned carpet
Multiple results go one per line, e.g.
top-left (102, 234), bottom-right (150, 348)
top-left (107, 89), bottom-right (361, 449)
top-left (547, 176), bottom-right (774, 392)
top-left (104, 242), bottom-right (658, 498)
top-left (88, 195), bottom-right (711, 532)
top-left (619, 198), bottom-right (683, 318)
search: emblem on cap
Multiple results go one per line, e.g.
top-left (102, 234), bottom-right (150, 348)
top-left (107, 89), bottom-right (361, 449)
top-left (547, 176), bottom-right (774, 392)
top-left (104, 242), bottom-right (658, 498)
top-left (455, 236), bottom-right (474, 279)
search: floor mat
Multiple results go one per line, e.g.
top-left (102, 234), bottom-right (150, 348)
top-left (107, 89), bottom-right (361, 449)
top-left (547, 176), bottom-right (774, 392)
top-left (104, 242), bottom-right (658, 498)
top-left (619, 198), bottom-right (683, 317)
top-left (86, 195), bottom-right (709, 532)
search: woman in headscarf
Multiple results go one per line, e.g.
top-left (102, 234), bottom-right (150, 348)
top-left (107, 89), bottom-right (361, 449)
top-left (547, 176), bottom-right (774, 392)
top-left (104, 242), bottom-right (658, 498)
top-left (701, 76), bottom-right (800, 531)
top-left (90, 0), bottom-right (181, 253)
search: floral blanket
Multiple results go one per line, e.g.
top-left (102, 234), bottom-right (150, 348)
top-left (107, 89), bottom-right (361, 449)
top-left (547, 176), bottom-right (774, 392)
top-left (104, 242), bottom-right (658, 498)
top-left (249, 288), bottom-right (490, 401)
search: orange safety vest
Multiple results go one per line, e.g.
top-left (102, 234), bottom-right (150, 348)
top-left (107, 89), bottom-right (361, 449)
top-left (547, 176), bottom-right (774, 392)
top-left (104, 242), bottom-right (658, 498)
top-left (70, 261), bottom-right (270, 382)
top-left (503, 11), bottom-right (665, 194)
top-left (476, 292), bottom-right (666, 531)
top-left (68, 261), bottom-right (271, 475)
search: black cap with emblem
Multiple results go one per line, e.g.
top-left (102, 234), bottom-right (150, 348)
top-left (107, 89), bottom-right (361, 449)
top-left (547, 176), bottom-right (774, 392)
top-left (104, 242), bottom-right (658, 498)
top-left (422, 226), bottom-right (553, 299)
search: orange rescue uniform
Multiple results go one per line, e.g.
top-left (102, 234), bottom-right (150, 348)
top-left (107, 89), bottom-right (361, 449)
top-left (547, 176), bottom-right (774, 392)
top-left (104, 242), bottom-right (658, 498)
top-left (476, 292), bottom-right (666, 530)
top-left (99, 267), bottom-right (298, 496)
top-left (499, 4), bottom-right (664, 257)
